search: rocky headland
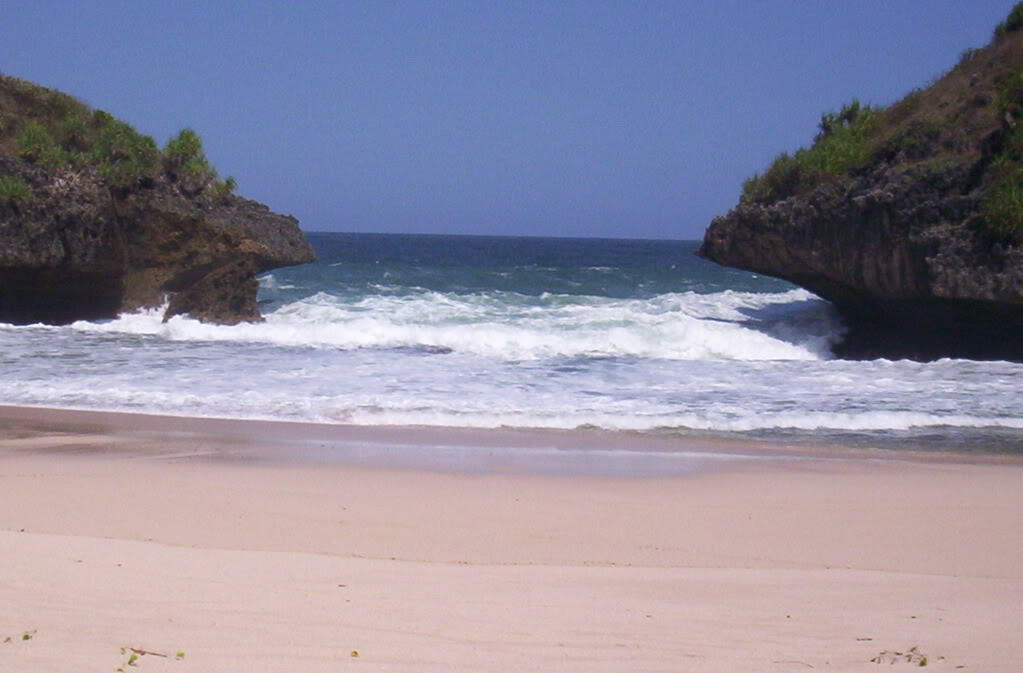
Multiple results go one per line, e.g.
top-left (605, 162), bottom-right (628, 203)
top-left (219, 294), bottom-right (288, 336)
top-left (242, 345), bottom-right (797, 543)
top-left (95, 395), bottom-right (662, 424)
top-left (700, 7), bottom-right (1023, 361)
top-left (0, 75), bottom-right (313, 325)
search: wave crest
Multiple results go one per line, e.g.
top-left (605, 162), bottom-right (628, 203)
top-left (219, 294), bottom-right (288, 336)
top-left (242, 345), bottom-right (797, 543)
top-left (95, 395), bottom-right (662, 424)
top-left (68, 288), bottom-right (842, 361)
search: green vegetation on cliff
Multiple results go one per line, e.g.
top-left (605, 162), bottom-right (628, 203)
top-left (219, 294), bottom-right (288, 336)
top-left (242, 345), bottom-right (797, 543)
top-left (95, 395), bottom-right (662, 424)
top-left (0, 73), bottom-right (314, 328)
top-left (0, 73), bottom-right (235, 198)
top-left (0, 174), bottom-right (31, 203)
top-left (740, 2), bottom-right (1023, 237)
top-left (740, 100), bottom-right (882, 205)
top-left (994, 2), bottom-right (1023, 40)
top-left (982, 62), bottom-right (1023, 234)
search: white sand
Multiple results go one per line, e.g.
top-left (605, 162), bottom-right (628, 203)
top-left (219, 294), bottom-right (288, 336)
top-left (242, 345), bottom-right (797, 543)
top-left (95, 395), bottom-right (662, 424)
top-left (1, 407), bottom-right (1022, 672)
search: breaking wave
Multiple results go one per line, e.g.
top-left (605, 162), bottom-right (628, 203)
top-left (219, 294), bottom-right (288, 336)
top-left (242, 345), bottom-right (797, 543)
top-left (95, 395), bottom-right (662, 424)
top-left (68, 287), bottom-right (842, 362)
top-left (2, 233), bottom-right (1022, 451)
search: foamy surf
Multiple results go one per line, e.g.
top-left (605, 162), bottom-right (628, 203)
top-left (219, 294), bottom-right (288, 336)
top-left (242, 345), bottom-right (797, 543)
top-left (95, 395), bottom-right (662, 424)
top-left (67, 287), bottom-right (840, 361)
top-left (2, 233), bottom-right (1021, 453)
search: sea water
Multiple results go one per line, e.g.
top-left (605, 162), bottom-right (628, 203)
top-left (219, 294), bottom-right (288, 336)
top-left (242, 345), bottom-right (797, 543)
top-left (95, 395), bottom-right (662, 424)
top-left (2, 232), bottom-right (1022, 455)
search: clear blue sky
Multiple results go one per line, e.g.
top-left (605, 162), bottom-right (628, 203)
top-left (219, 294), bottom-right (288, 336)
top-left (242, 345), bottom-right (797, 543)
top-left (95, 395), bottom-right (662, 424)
top-left (3, 1), bottom-right (1014, 239)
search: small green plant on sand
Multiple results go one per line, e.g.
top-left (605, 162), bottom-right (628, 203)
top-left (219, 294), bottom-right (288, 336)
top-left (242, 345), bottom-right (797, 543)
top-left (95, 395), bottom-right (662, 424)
top-left (870, 646), bottom-right (937, 666)
top-left (116, 646), bottom-right (180, 670)
top-left (2, 630), bottom-right (36, 643)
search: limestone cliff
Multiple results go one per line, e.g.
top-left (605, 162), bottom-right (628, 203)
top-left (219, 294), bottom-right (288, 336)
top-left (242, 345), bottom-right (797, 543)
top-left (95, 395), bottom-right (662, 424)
top-left (0, 75), bottom-right (314, 325)
top-left (699, 9), bottom-right (1023, 360)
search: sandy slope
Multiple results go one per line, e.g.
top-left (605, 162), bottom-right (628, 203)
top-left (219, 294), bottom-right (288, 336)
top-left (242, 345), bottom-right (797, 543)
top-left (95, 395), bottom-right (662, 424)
top-left (1, 408), bottom-right (1022, 672)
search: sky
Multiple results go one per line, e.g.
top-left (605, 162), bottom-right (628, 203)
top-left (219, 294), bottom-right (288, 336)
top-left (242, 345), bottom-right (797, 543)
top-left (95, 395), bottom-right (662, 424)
top-left (2, 1), bottom-right (1016, 239)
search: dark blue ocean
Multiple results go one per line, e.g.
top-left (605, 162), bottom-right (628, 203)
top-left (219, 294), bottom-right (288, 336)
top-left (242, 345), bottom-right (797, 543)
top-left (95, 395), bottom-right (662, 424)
top-left (2, 232), bottom-right (1022, 454)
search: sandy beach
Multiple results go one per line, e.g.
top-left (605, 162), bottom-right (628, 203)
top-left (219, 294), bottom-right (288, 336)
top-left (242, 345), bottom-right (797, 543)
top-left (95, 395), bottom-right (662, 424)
top-left (1, 406), bottom-right (1022, 672)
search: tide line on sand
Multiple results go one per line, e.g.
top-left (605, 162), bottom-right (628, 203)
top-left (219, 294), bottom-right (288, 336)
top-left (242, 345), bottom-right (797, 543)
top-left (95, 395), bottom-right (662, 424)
top-left (1, 405), bottom-right (1022, 672)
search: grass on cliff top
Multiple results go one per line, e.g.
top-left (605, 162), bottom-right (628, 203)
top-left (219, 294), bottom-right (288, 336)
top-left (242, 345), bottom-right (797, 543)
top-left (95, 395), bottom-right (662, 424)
top-left (740, 100), bottom-right (882, 206)
top-left (740, 0), bottom-right (1023, 237)
top-left (0, 73), bottom-right (236, 199)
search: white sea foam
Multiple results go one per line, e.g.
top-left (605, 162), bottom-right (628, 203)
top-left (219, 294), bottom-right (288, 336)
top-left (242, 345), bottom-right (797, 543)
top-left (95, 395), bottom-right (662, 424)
top-left (312, 405), bottom-right (1023, 433)
top-left (66, 288), bottom-right (840, 361)
top-left (6, 374), bottom-right (1020, 435)
top-left (3, 271), bottom-right (1021, 446)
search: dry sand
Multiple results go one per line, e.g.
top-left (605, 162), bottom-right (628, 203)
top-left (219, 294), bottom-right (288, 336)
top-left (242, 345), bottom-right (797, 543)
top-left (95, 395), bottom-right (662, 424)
top-left (1, 406), bottom-right (1022, 672)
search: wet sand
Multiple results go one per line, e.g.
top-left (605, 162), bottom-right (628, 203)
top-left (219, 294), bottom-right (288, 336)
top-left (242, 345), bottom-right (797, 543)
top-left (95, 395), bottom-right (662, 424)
top-left (1, 405), bottom-right (1022, 672)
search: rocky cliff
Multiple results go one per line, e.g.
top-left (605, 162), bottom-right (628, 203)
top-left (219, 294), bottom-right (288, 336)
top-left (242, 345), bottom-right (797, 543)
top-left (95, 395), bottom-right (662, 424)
top-left (699, 8), bottom-right (1023, 361)
top-left (0, 75), bottom-right (313, 325)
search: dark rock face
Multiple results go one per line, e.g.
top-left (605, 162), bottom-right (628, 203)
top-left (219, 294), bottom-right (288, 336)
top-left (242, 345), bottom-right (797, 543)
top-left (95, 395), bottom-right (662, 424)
top-left (698, 19), bottom-right (1023, 362)
top-left (699, 161), bottom-right (1023, 361)
top-left (0, 154), bottom-right (314, 325)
